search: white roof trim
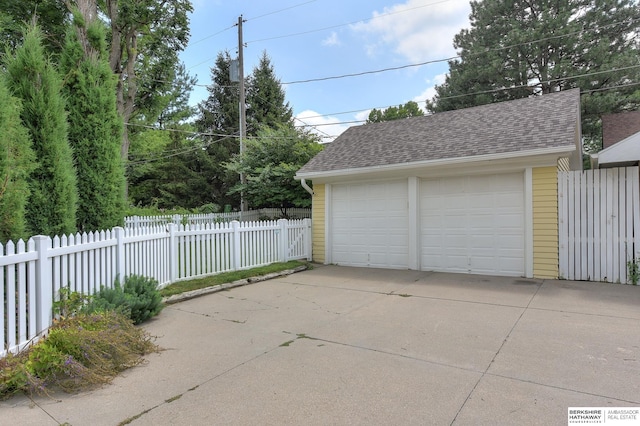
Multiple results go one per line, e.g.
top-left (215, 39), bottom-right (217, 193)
top-left (296, 145), bottom-right (575, 180)
top-left (591, 131), bottom-right (640, 165)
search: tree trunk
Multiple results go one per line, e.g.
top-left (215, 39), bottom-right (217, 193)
top-left (105, 0), bottom-right (137, 162)
top-left (66, 0), bottom-right (98, 59)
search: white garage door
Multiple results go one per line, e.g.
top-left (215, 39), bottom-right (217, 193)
top-left (420, 173), bottom-right (525, 276)
top-left (332, 180), bottom-right (409, 268)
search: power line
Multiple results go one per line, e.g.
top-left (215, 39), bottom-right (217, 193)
top-left (125, 122), bottom-right (234, 138)
top-left (292, 65), bottom-right (640, 121)
top-left (283, 56), bottom-right (457, 85)
top-left (127, 78), bottom-right (640, 159)
top-left (281, 17), bottom-right (640, 85)
top-left (430, 65), bottom-right (640, 102)
top-left (186, 25), bottom-right (236, 48)
top-left (186, 0), bottom-right (459, 72)
top-left (245, 0), bottom-right (457, 45)
top-left (246, 0), bottom-right (317, 22)
top-left (582, 81), bottom-right (640, 94)
top-left (181, 1), bottom-right (318, 52)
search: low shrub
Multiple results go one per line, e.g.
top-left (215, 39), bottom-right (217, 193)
top-left (0, 353), bottom-right (42, 398)
top-left (0, 311), bottom-right (157, 398)
top-left (86, 275), bottom-right (163, 324)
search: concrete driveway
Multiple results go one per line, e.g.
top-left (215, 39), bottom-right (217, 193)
top-left (2, 265), bottom-right (639, 425)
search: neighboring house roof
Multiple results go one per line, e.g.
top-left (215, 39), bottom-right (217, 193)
top-left (602, 110), bottom-right (640, 149)
top-left (591, 130), bottom-right (640, 168)
top-left (297, 89), bottom-right (581, 178)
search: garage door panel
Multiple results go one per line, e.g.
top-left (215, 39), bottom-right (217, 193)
top-left (332, 180), bottom-right (409, 269)
top-left (421, 173), bottom-right (525, 276)
top-left (497, 234), bottom-right (524, 247)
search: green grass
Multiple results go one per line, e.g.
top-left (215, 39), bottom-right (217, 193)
top-left (159, 260), bottom-right (308, 297)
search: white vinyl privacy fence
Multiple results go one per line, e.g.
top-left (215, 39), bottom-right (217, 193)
top-left (1, 219), bottom-right (311, 357)
top-left (558, 167), bottom-right (640, 283)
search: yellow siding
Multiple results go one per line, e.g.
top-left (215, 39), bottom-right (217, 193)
top-left (532, 167), bottom-right (559, 278)
top-left (311, 184), bottom-right (326, 264)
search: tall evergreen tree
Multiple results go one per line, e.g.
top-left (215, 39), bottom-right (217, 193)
top-left (0, 75), bottom-right (35, 242)
top-left (426, 0), bottom-right (640, 150)
top-left (246, 51), bottom-right (293, 133)
top-left (4, 25), bottom-right (77, 236)
top-left (0, 0), bottom-right (69, 56)
top-left (195, 51), bottom-right (241, 209)
top-left (60, 10), bottom-right (126, 231)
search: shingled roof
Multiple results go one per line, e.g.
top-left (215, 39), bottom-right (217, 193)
top-left (297, 89), bottom-right (580, 177)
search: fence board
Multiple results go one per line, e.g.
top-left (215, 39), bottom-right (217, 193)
top-left (558, 166), bottom-right (639, 283)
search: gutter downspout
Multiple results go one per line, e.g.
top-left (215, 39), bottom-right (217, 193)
top-left (300, 178), bottom-right (314, 196)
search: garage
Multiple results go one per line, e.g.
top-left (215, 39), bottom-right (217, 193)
top-left (296, 90), bottom-right (583, 279)
top-left (331, 180), bottom-right (409, 269)
top-left (420, 173), bottom-right (525, 276)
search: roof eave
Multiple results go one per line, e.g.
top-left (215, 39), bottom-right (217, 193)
top-left (296, 145), bottom-right (576, 180)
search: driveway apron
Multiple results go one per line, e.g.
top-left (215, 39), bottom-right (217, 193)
top-left (2, 265), bottom-right (638, 425)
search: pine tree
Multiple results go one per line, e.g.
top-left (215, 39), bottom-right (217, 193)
top-left (195, 51), bottom-right (241, 209)
top-left (426, 0), bottom-right (640, 149)
top-left (60, 12), bottom-right (126, 231)
top-left (0, 75), bottom-right (35, 242)
top-left (246, 51), bottom-right (293, 132)
top-left (4, 25), bottom-right (78, 236)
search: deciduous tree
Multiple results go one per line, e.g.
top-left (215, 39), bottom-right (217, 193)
top-left (102, 0), bottom-right (193, 161)
top-left (225, 125), bottom-right (323, 216)
top-left (367, 101), bottom-right (424, 123)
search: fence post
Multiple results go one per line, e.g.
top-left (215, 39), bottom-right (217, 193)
top-left (168, 223), bottom-right (178, 283)
top-left (304, 218), bottom-right (312, 261)
top-left (278, 219), bottom-right (288, 262)
top-left (232, 221), bottom-right (241, 270)
top-left (114, 227), bottom-right (125, 286)
top-left (33, 236), bottom-right (52, 335)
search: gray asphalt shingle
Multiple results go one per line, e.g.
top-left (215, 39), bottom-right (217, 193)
top-left (297, 89), bottom-right (580, 175)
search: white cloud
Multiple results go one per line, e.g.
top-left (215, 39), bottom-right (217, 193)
top-left (412, 73), bottom-right (447, 106)
top-left (351, 0), bottom-right (471, 62)
top-left (295, 110), bottom-right (356, 142)
top-left (322, 32), bottom-right (341, 46)
top-left (355, 110), bottom-right (372, 122)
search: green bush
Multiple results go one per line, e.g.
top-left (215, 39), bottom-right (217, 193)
top-left (53, 287), bottom-right (92, 318)
top-left (86, 275), bottom-right (163, 324)
top-left (196, 203), bottom-right (221, 214)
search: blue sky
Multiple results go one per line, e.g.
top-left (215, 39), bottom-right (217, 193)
top-left (180, 0), bottom-right (471, 140)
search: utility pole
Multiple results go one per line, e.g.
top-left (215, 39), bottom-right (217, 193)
top-left (237, 15), bottom-right (247, 212)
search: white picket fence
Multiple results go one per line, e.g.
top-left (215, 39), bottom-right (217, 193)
top-left (125, 208), bottom-right (311, 229)
top-left (1, 219), bottom-right (311, 357)
top-left (558, 166), bottom-right (640, 283)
